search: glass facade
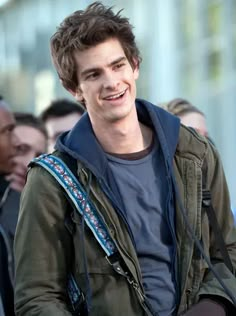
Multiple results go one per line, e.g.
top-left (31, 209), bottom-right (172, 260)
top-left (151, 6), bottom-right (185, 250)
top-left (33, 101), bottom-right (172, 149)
top-left (0, 0), bottom-right (236, 206)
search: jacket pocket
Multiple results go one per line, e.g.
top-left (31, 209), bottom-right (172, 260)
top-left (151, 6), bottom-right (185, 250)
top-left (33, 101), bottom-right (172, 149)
top-left (71, 209), bottom-right (115, 274)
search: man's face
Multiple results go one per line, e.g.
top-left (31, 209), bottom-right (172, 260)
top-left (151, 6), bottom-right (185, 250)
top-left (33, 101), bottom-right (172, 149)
top-left (6, 125), bottom-right (47, 192)
top-left (45, 112), bottom-right (81, 153)
top-left (73, 38), bottom-right (139, 128)
top-left (0, 108), bottom-right (19, 174)
top-left (14, 125), bottom-right (47, 168)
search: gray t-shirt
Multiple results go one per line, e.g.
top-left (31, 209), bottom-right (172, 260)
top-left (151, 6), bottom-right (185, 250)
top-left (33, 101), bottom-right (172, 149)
top-left (107, 141), bottom-right (176, 316)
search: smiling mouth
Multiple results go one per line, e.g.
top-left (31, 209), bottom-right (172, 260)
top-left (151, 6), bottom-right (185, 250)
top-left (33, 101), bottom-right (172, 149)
top-left (104, 89), bottom-right (127, 100)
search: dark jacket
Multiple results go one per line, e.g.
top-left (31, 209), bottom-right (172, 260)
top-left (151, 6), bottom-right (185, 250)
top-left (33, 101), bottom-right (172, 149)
top-left (14, 100), bottom-right (236, 315)
top-left (0, 176), bottom-right (19, 316)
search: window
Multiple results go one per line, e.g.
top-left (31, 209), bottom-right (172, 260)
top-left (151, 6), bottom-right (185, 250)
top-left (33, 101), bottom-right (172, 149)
top-left (233, 30), bottom-right (236, 70)
top-left (179, 0), bottom-right (197, 47)
top-left (206, 2), bottom-right (222, 38)
top-left (181, 53), bottom-right (198, 95)
top-left (207, 50), bottom-right (222, 83)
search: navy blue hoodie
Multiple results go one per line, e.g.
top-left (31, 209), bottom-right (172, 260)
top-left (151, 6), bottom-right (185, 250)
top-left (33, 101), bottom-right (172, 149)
top-left (55, 99), bottom-right (180, 185)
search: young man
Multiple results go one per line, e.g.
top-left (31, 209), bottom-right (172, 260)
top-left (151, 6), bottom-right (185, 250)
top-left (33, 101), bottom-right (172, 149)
top-left (40, 98), bottom-right (84, 152)
top-left (14, 2), bottom-right (236, 316)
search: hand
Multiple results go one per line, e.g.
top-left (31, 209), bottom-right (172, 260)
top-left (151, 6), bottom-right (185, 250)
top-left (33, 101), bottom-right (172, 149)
top-left (183, 299), bottom-right (226, 316)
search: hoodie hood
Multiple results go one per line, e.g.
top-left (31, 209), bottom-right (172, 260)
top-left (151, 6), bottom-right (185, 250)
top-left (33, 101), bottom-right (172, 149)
top-left (55, 99), bottom-right (180, 180)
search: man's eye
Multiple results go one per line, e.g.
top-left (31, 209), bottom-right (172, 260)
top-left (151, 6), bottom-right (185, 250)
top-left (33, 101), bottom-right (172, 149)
top-left (86, 72), bottom-right (99, 80)
top-left (4, 126), bottom-right (14, 134)
top-left (17, 144), bottom-right (29, 155)
top-left (115, 63), bottom-right (125, 69)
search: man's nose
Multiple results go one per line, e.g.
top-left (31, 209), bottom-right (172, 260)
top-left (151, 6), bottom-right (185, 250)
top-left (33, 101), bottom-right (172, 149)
top-left (103, 72), bottom-right (120, 89)
top-left (12, 132), bottom-right (20, 150)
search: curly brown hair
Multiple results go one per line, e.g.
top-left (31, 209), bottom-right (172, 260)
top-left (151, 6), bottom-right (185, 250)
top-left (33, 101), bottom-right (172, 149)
top-left (50, 2), bottom-right (142, 92)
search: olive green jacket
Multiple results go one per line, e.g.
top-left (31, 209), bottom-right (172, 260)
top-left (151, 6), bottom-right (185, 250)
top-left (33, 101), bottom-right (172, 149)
top-left (14, 125), bottom-right (236, 315)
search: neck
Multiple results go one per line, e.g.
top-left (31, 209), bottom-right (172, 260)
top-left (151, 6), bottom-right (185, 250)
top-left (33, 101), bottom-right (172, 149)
top-left (92, 113), bottom-right (153, 154)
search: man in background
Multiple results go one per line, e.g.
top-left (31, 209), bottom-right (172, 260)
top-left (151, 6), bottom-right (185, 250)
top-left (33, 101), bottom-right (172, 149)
top-left (0, 96), bottom-right (19, 316)
top-left (41, 98), bottom-right (84, 152)
top-left (6, 112), bottom-right (47, 192)
top-left (1, 111), bottom-right (47, 316)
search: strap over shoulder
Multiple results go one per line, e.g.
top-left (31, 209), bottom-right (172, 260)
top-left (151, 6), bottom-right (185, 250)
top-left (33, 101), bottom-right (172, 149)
top-left (32, 153), bottom-right (117, 257)
top-left (201, 157), bottom-right (234, 273)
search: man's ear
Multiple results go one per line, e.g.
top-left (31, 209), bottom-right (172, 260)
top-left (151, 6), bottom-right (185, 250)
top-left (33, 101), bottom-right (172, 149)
top-left (66, 87), bottom-right (84, 103)
top-left (132, 57), bottom-right (139, 70)
top-left (132, 58), bottom-right (139, 80)
top-left (75, 92), bottom-right (84, 103)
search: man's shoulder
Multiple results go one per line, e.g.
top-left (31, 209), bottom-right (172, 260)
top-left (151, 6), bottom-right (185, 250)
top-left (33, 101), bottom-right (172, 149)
top-left (175, 124), bottom-right (209, 163)
top-left (28, 151), bottom-right (79, 187)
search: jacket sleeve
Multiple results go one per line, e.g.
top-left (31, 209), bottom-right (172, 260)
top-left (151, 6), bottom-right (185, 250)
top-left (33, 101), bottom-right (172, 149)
top-left (14, 166), bottom-right (73, 315)
top-left (197, 140), bottom-right (236, 310)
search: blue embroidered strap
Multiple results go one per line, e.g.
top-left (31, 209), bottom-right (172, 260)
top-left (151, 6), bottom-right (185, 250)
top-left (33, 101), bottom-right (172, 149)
top-left (32, 154), bottom-right (118, 312)
top-left (33, 154), bottom-right (117, 257)
top-left (67, 273), bottom-right (84, 312)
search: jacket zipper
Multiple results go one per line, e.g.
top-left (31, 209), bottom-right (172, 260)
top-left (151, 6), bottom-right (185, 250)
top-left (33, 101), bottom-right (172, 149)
top-left (166, 177), bottom-right (180, 307)
top-left (106, 254), bottom-right (156, 316)
top-left (127, 277), bottom-right (155, 316)
top-left (185, 288), bottom-right (192, 310)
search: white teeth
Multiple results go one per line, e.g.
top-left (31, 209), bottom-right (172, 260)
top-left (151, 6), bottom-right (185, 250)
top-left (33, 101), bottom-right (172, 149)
top-left (106, 90), bottom-right (125, 100)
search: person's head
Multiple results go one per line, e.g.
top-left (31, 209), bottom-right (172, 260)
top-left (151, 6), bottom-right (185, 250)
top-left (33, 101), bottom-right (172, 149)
top-left (50, 2), bottom-right (141, 120)
top-left (0, 97), bottom-right (19, 174)
top-left (6, 112), bottom-right (47, 192)
top-left (161, 98), bottom-right (208, 137)
top-left (14, 112), bottom-right (47, 166)
top-left (41, 99), bottom-right (84, 152)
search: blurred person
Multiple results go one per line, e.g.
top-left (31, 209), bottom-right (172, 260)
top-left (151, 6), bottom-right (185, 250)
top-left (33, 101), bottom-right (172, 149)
top-left (6, 112), bottom-right (47, 192)
top-left (14, 3), bottom-right (236, 316)
top-left (1, 112), bottom-right (46, 316)
top-left (41, 98), bottom-right (84, 152)
top-left (0, 96), bottom-right (19, 316)
top-left (161, 98), bottom-right (208, 137)
top-left (0, 99), bottom-right (19, 175)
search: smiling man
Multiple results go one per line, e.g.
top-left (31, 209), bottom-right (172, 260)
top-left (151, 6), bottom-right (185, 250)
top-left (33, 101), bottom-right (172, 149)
top-left (14, 2), bottom-right (236, 316)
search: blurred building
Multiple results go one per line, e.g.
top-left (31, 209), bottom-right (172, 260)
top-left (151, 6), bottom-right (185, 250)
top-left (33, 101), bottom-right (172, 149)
top-left (0, 0), bottom-right (236, 206)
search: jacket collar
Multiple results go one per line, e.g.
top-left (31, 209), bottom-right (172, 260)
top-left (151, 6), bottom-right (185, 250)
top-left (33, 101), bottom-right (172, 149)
top-left (55, 99), bottom-right (180, 180)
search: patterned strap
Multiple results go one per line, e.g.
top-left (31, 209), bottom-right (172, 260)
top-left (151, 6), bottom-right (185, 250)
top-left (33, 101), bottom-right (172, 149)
top-left (67, 273), bottom-right (84, 314)
top-left (32, 153), bottom-right (118, 312)
top-left (33, 154), bottom-right (117, 256)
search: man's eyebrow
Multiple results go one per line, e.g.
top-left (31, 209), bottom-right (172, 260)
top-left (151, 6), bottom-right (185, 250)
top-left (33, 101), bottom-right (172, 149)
top-left (80, 56), bottom-right (127, 77)
top-left (109, 56), bottom-right (127, 66)
top-left (0, 123), bottom-right (15, 134)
